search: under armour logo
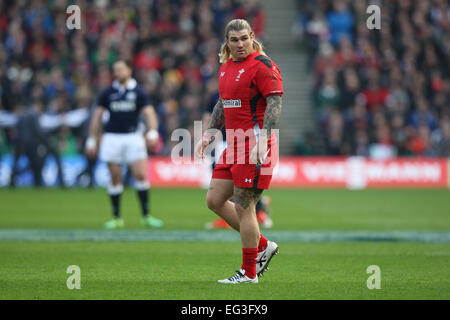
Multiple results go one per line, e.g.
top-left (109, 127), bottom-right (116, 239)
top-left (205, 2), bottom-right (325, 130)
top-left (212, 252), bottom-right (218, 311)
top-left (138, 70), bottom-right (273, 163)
top-left (244, 178), bottom-right (252, 183)
top-left (220, 72), bottom-right (225, 77)
top-left (235, 68), bottom-right (245, 81)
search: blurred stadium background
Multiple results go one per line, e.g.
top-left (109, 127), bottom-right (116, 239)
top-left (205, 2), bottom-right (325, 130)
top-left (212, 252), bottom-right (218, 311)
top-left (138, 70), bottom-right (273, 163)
top-left (0, 0), bottom-right (449, 300)
top-left (0, 0), bottom-right (449, 188)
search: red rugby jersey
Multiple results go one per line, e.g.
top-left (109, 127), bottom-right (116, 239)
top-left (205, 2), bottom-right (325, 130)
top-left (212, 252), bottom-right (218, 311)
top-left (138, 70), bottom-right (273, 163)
top-left (218, 51), bottom-right (283, 161)
top-left (218, 51), bottom-right (283, 132)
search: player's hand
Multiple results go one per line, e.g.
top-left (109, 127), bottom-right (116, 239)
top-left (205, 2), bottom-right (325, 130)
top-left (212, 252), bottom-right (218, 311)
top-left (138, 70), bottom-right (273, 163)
top-left (195, 132), bottom-right (213, 159)
top-left (84, 136), bottom-right (98, 159)
top-left (85, 147), bottom-right (97, 158)
top-left (146, 129), bottom-right (159, 149)
top-left (250, 135), bottom-right (268, 165)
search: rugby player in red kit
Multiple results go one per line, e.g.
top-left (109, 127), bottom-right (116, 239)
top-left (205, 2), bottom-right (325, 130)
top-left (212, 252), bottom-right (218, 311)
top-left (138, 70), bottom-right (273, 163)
top-left (195, 19), bottom-right (283, 284)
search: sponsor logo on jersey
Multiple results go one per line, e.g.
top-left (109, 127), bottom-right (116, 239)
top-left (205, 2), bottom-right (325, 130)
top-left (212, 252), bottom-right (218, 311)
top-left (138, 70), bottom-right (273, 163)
top-left (222, 99), bottom-right (242, 108)
top-left (110, 101), bottom-right (136, 112)
top-left (220, 72), bottom-right (225, 77)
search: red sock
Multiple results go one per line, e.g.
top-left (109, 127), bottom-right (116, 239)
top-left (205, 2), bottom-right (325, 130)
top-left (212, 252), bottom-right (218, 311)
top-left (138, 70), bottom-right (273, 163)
top-left (258, 233), bottom-right (268, 252)
top-left (241, 248), bottom-right (258, 279)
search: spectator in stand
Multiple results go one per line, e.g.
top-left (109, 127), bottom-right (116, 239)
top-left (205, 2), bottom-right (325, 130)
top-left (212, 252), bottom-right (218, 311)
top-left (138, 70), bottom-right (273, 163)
top-left (432, 117), bottom-right (450, 157)
top-left (338, 67), bottom-right (361, 110)
top-left (233, 0), bottom-right (266, 39)
top-left (324, 108), bottom-right (347, 155)
top-left (360, 68), bottom-right (390, 114)
top-left (326, 0), bottom-right (354, 47)
top-left (315, 68), bottom-right (340, 126)
top-left (333, 36), bottom-right (361, 72)
top-left (390, 113), bottom-right (409, 156)
top-left (352, 127), bottom-right (370, 157)
top-left (408, 97), bottom-right (438, 132)
top-left (303, 9), bottom-right (330, 69)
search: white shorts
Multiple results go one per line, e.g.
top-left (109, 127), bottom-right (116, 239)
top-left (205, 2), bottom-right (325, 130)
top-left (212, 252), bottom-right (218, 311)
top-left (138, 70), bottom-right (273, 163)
top-left (99, 132), bottom-right (147, 164)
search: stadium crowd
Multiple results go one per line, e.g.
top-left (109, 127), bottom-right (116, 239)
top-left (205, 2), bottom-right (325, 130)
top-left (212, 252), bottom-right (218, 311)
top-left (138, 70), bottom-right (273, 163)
top-left (1, 0), bottom-right (450, 187)
top-left (296, 0), bottom-right (450, 157)
top-left (0, 0), bottom-right (265, 158)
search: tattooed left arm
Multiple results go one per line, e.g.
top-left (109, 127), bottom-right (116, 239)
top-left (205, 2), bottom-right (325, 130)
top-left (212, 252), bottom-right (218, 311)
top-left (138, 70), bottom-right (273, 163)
top-left (262, 95), bottom-right (283, 138)
top-left (250, 95), bottom-right (283, 164)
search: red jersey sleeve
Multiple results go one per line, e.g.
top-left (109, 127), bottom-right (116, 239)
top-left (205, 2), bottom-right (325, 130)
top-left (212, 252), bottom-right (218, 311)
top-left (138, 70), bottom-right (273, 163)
top-left (253, 57), bottom-right (284, 98)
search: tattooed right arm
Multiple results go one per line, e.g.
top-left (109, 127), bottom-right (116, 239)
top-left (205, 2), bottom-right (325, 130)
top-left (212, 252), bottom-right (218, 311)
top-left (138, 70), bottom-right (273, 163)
top-left (207, 99), bottom-right (225, 130)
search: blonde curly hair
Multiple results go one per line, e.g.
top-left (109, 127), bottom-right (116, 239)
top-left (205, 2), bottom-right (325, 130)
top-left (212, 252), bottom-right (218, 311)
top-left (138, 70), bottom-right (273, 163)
top-left (219, 19), bottom-right (266, 64)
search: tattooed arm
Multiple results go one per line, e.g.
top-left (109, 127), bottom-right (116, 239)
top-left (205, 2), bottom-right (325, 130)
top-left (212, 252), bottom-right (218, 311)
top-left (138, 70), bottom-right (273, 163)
top-left (250, 95), bottom-right (283, 164)
top-left (207, 99), bottom-right (225, 130)
top-left (261, 95), bottom-right (283, 138)
top-left (195, 99), bottom-right (224, 158)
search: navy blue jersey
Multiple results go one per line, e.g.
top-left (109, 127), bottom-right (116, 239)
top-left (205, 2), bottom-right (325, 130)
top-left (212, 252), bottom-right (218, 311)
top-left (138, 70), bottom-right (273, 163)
top-left (98, 78), bottom-right (151, 133)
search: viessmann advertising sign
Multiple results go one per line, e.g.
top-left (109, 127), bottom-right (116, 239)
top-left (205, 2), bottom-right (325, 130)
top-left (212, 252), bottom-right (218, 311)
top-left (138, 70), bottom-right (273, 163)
top-left (1, 155), bottom-right (449, 188)
top-left (148, 157), bottom-right (449, 189)
top-left (269, 157), bottom-right (449, 189)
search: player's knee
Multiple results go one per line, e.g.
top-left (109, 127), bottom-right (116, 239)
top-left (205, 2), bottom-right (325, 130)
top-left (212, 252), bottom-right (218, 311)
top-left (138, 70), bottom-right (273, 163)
top-left (110, 176), bottom-right (122, 185)
top-left (234, 201), bottom-right (253, 218)
top-left (206, 195), bottom-right (217, 212)
top-left (206, 193), bottom-right (222, 212)
top-left (234, 202), bottom-right (245, 215)
top-left (109, 171), bottom-right (122, 185)
top-left (134, 173), bottom-right (146, 182)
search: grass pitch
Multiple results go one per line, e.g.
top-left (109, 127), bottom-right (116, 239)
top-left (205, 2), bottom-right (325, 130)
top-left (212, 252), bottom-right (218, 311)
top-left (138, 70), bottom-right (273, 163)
top-left (0, 188), bottom-right (449, 299)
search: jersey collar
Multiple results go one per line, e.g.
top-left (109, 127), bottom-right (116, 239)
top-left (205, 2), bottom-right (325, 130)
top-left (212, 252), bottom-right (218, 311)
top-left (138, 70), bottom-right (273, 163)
top-left (112, 78), bottom-right (137, 92)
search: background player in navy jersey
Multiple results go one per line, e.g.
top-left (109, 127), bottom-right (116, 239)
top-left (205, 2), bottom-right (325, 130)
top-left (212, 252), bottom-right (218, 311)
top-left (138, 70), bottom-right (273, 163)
top-left (202, 91), bottom-right (274, 230)
top-left (85, 60), bottom-right (163, 229)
